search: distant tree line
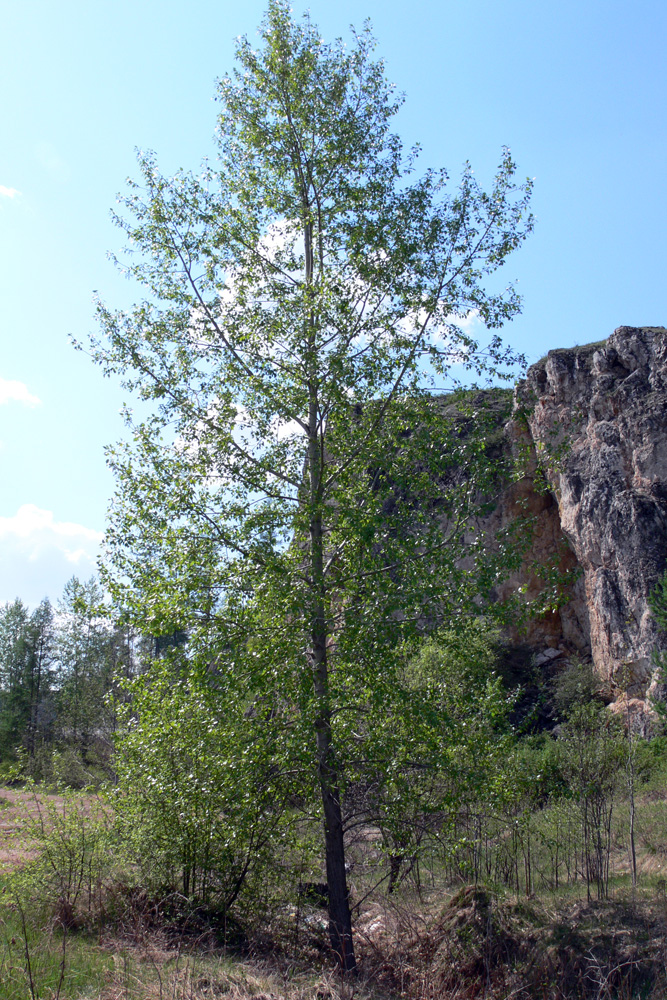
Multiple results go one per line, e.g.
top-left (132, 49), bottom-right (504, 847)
top-left (0, 576), bottom-right (149, 784)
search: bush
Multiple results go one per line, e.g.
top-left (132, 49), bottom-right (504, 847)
top-left (7, 784), bottom-right (115, 929)
top-left (112, 658), bottom-right (290, 916)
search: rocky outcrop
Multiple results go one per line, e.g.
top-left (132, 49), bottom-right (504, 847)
top-left (513, 326), bottom-right (667, 700)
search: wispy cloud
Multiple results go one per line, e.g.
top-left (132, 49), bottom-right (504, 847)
top-left (0, 378), bottom-right (41, 407)
top-left (0, 505), bottom-right (102, 560)
top-left (0, 185), bottom-right (21, 199)
top-left (0, 505), bottom-right (103, 605)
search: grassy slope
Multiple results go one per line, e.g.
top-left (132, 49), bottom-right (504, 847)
top-left (3, 764), bottom-right (667, 999)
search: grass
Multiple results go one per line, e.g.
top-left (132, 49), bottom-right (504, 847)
top-left (3, 760), bottom-right (667, 999)
top-left (0, 901), bottom-right (113, 1000)
top-left (0, 902), bottom-right (391, 1000)
top-left (2, 877), bottom-right (667, 999)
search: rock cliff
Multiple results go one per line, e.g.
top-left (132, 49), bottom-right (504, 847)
top-left (506, 326), bottom-right (667, 705)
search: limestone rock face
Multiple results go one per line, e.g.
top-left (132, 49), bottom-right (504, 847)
top-left (518, 326), bottom-right (667, 698)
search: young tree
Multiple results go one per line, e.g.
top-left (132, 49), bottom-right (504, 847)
top-left (557, 702), bottom-right (623, 900)
top-left (368, 620), bottom-right (513, 894)
top-left (88, 1), bottom-right (532, 969)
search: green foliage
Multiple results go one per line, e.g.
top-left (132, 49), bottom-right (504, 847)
top-left (364, 621), bottom-right (514, 887)
top-left (633, 734), bottom-right (667, 788)
top-left (434, 699), bottom-right (628, 899)
top-left (88, 0), bottom-right (533, 667)
top-left (13, 744), bottom-right (90, 789)
top-left (0, 598), bottom-right (54, 759)
top-left (556, 701), bottom-right (624, 898)
top-left (649, 569), bottom-right (667, 721)
top-left (650, 570), bottom-right (667, 633)
top-left (507, 732), bottom-right (564, 806)
top-left (0, 575), bottom-right (147, 784)
top-left (557, 702), bottom-right (624, 809)
top-left (85, 0), bottom-right (532, 966)
top-left (399, 621), bottom-right (513, 800)
top-left (54, 577), bottom-right (114, 755)
top-left (551, 656), bottom-right (605, 720)
top-left (112, 656), bottom-right (291, 911)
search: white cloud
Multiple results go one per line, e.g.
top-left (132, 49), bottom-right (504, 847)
top-left (0, 505), bottom-right (103, 561)
top-left (0, 506), bottom-right (103, 605)
top-left (0, 378), bottom-right (41, 408)
top-left (442, 309), bottom-right (483, 336)
top-left (0, 185), bottom-right (21, 199)
top-left (271, 415), bottom-right (306, 440)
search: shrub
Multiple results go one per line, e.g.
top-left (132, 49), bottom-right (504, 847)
top-left (112, 658), bottom-right (290, 915)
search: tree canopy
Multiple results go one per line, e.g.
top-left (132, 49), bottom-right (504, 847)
top-left (88, 0), bottom-right (533, 970)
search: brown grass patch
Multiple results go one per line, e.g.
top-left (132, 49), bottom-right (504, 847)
top-left (0, 787), bottom-right (64, 871)
top-left (0, 786), bottom-right (106, 874)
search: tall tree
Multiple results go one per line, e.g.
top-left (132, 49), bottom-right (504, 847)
top-left (88, 1), bottom-right (532, 969)
top-left (0, 598), bottom-right (54, 758)
top-left (55, 576), bottom-right (114, 759)
top-left (25, 599), bottom-right (55, 754)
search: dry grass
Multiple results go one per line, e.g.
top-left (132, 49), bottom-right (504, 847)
top-left (86, 944), bottom-right (391, 1000)
top-left (4, 880), bottom-right (667, 999)
top-left (6, 778), bottom-right (667, 998)
top-left (0, 786), bottom-right (68, 871)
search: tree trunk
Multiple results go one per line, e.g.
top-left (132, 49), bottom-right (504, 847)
top-left (300, 193), bottom-right (356, 971)
top-left (627, 705), bottom-right (637, 889)
top-left (309, 516), bottom-right (356, 972)
top-left (302, 202), bottom-right (356, 972)
top-left (319, 744), bottom-right (356, 971)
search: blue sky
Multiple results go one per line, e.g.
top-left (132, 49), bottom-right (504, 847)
top-left (1, 0), bottom-right (665, 605)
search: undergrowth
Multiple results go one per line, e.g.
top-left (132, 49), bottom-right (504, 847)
top-left (4, 716), bottom-right (667, 997)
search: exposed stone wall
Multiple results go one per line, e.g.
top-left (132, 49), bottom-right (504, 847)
top-left (516, 326), bottom-right (667, 699)
top-left (492, 457), bottom-right (591, 659)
